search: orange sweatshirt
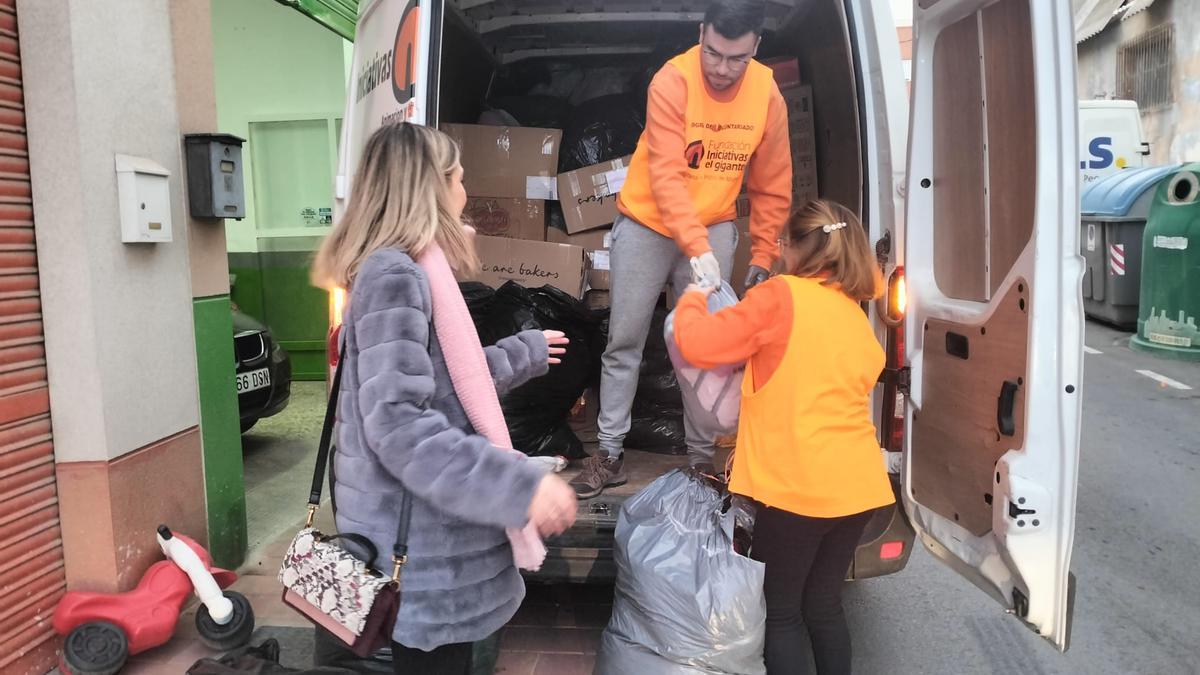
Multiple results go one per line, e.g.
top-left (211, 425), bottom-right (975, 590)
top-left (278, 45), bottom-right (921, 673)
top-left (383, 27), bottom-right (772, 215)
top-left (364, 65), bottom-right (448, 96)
top-left (617, 53), bottom-right (793, 269)
top-left (673, 276), bottom-right (895, 518)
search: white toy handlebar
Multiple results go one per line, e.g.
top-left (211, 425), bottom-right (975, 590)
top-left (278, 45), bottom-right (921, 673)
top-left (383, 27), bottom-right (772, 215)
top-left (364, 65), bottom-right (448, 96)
top-left (156, 525), bottom-right (233, 625)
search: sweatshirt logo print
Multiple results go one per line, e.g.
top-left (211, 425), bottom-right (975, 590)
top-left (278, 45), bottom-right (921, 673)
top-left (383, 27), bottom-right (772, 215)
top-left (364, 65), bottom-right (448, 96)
top-left (685, 140), bottom-right (706, 170)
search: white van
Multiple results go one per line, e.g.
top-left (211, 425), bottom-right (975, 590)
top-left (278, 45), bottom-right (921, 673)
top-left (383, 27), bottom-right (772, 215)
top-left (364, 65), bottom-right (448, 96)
top-left (334, 0), bottom-right (1083, 652)
top-left (1079, 99), bottom-right (1150, 186)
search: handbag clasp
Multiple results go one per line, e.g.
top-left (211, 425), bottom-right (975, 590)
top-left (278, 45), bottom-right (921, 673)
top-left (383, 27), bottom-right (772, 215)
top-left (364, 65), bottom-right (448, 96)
top-left (391, 554), bottom-right (407, 583)
top-left (305, 504), bottom-right (318, 528)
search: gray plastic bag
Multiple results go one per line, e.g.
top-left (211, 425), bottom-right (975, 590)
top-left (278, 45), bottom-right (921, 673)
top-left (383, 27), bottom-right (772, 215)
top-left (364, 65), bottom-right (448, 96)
top-left (596, 470), bottom-right (766, 675)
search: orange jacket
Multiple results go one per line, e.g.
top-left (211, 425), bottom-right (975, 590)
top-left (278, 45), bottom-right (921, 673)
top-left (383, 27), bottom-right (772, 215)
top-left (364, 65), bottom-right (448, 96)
top-left (617, 47), bottom-right (792, 269)
top-left (674, 276), bottom-right (895, 518)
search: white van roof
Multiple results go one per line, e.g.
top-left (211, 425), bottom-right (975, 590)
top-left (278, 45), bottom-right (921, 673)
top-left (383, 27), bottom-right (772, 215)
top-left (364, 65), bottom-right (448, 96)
top-left (1079, 99), bottom-right (1139, 110)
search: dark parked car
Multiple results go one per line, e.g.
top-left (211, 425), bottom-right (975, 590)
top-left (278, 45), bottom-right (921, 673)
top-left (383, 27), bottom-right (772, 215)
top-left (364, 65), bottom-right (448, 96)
top-left (233, 308), bottom-right (291, 433)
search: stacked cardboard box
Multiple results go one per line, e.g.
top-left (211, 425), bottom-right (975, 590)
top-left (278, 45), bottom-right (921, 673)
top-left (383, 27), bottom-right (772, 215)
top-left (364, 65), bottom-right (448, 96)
top-left (763, 57), bottom-right (819, 206)
top-left (444, 124), bottom-right (587, 297)
top-left (547, 226), bottom-right (612, 293)
top-left (465, 197), bottom-right (545, 241)
top-left (782, 83), bottom-right (818, 206)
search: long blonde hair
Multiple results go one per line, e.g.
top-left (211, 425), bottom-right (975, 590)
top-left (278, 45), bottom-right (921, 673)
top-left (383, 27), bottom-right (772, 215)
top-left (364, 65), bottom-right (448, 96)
top-left (781, 199), bottom-right (883, 301)
top-left (312, 123), bottom-right (477, 290)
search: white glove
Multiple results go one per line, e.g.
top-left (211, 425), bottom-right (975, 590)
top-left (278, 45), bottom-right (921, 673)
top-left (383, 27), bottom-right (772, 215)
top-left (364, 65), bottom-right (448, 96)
top-left (690, 251), bottom-right (721, 288)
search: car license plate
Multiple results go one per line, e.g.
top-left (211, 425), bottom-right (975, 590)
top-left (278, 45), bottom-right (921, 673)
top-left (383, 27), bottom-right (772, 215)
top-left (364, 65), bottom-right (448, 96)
top-left (237, 368), bottom-right (271, 394)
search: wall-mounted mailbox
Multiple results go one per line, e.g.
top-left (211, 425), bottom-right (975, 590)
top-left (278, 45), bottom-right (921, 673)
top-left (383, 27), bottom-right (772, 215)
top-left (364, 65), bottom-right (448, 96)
top-left (115, 154), bottom-right (172, 243)
top-left (184, 133), bottom-right (246, 220)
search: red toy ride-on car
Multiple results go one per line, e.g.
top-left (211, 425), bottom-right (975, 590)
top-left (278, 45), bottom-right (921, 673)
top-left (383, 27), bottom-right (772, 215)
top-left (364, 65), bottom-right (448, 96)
top-left (52, 525), bottom-right (254, 675)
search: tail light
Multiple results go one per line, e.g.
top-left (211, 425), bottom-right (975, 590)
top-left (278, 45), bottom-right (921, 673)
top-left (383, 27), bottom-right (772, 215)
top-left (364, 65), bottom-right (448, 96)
top-left (328, 288), bottom-right (346, 370)
top-left (883, 267), bottom-right (906, 453)
top-left (886, 266), bottom-right (906, 323)
top-left (880, 541), bottom-right (905, 561)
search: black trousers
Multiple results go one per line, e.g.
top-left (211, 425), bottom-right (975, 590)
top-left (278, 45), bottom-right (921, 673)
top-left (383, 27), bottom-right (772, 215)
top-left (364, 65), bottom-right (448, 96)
top-left (390, 641), bottom-right (473, 674)
top-left (750, 506), bottom-right (875, 675)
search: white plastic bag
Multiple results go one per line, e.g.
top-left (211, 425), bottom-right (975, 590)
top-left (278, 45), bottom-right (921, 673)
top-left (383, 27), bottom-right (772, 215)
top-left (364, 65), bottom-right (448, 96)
top-left (663, 283), bottom-right (745, 436)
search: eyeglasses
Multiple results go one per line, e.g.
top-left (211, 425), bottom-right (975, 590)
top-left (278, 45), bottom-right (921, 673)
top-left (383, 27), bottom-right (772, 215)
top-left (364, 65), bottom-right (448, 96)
top-left (699, 32), bottom-right (756, 70)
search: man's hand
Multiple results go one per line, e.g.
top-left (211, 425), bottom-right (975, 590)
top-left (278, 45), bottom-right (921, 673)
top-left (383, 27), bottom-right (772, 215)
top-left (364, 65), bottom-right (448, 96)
top-left (690, 252), bottom-right (721, 288)
top-left (744, 265), bottom-right (770, 290)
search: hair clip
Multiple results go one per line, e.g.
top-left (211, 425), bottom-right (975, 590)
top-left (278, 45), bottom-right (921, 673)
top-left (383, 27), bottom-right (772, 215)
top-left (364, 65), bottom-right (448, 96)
top-left (822, 222), bottom-right (847, 234)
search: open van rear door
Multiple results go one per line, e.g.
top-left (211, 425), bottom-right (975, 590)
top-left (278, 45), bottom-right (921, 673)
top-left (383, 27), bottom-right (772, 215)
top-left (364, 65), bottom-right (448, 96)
top-left (902, 0), bottom-right (1082, 651)
top-left (335, 0), bottom-right (443, 214)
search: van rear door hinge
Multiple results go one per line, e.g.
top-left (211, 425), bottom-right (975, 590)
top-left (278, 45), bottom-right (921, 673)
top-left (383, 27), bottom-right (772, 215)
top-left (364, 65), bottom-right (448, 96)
top-left (879, 366), bottom-right (911, 395)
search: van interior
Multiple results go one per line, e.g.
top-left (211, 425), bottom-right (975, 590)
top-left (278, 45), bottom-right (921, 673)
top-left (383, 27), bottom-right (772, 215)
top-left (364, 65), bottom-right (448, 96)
top-left (425, 0), bottom-right (914, 583)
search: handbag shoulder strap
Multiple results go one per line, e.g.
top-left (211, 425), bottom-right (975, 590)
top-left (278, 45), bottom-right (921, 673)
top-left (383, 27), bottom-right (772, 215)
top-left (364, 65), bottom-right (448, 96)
top-left (307, 336), bottom-right (413, 575)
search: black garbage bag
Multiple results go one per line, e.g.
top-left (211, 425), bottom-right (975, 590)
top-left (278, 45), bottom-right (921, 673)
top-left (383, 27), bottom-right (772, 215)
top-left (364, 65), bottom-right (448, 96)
top-left (625, 415), bottom-right (687, 455)
top-left (632, 372), bottom-right (684, 418)
top-left (559, 94), bottom-right (646, 172)
top-left (485, 94), bottom-right (571, 130)
top-left (638, 303), bottom-right (676, 376)
top-left (466, 282), bottom-right (602, 458)
top-left (313, 628), bottom-right (501, 675)
top-left (188, 638), bottom-right (354, 674)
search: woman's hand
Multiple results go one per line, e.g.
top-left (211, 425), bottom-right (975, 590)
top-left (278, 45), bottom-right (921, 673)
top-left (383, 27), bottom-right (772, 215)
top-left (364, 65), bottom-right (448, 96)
top-left (543, 330), bottom-right (569, 365)
top-left (683, 283), bottom-right (715, 298)
top-left (528, 474), bottom-right (577, 536)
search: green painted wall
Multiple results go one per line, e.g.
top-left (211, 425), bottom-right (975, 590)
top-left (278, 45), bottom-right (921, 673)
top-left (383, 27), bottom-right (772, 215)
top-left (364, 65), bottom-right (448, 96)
top-left (230, 247), bottom-right (329, 381)
top-left (193, 294), bottom-right (248, 568)
top-left (211, 0), bottom-right (350, 254)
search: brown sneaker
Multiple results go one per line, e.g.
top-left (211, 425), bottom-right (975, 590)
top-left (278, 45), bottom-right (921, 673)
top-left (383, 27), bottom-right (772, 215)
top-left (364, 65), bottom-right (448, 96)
top-left (570, 455), bottom-right (627, 499)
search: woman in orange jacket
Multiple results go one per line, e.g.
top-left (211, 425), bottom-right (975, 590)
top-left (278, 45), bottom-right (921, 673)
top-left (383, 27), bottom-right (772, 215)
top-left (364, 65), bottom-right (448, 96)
top-left (673, 199), bottom-right (895, 675)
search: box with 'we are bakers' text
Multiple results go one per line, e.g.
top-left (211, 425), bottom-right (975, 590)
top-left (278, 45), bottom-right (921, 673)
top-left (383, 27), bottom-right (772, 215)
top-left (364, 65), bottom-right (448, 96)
top-left (463, 235), bottom-right (586, 298)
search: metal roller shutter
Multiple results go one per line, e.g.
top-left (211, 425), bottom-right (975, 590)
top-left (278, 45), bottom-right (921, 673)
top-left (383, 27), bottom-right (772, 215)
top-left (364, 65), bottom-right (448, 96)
top-left (0, 1), bottom-right (67, 673)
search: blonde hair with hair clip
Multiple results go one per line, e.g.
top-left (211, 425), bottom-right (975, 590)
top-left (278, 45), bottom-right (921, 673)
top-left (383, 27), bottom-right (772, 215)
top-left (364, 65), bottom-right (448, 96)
top-left (780, 199), bottom-right (883, 302)
top-left (311, 123), bottom-right (478, 291)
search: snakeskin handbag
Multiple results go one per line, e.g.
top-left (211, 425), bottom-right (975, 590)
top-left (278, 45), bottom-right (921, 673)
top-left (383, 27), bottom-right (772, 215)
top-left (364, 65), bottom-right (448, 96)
top-left (278, 344), bottom-right (412, 657)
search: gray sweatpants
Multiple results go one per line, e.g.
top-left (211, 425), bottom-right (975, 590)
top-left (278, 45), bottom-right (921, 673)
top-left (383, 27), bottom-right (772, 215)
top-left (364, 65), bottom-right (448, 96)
top-left (597, 214), bottom-right (737, 464)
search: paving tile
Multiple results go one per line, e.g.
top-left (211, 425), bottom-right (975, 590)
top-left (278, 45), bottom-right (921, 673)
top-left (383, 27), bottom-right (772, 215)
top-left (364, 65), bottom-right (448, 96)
top-left (532, 653), bottom-right (595, 675)
top-left (509, 602), bottom-right (561, 627)
top-left (493, 650), bottom-right (540, 675)
top-left (567, 603), bottom-right (613, 629)
top-left (501, 626), bottom-right (602, 655)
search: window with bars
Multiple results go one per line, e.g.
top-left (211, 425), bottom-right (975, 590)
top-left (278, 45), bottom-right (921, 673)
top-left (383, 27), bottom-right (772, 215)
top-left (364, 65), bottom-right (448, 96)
top-left (1117, 24), bottom-right (1175, 111)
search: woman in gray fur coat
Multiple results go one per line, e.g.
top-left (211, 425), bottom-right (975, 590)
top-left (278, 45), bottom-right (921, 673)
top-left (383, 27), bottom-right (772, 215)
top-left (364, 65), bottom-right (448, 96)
top-left (311, 123), bottom-right (578, 674)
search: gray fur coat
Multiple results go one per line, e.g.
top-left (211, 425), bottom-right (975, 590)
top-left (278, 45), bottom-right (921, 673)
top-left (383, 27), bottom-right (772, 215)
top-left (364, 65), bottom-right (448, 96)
top-left (332, 247), bottom-right (550, 650)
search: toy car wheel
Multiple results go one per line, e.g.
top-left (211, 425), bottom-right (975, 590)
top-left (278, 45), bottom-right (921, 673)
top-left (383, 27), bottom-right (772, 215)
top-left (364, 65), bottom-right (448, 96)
top-left (195, 590), bottom-right (255, 650)
top-left (62, 621), bottom-right (128, 675)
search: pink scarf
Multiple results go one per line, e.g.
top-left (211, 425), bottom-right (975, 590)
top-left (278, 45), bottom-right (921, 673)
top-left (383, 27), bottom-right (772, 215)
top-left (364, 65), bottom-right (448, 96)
top-left (415, 242), bottom-right (546, 571)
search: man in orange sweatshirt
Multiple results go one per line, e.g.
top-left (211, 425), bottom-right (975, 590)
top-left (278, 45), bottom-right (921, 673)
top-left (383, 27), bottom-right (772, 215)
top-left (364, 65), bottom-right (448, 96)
top-left (572, 0), bottom-right (792, 498)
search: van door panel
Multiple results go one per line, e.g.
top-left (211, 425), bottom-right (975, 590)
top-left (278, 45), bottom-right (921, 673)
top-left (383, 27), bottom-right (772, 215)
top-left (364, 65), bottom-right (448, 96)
top-left (911, 280), bottom-right (1029, 537)
top-left (982, 0), bottom-right (1036, 294)
top-left (905, 0), bottom-right (1082, 651)
top-left (931, 14), bottom-right (987, 301)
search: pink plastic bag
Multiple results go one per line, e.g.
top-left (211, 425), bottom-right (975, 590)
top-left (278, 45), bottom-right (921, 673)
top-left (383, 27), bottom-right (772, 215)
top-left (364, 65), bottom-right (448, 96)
top-left (663, 283), bottom-right (745, 435)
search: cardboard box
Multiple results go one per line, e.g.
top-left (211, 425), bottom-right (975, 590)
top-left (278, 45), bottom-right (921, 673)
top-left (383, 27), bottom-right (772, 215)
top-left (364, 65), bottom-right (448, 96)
top-left (466, 235), bottom-right (586, 297)
top-left (781, 85), bottom-right (819, 205)
top-left (584, 289), bottom-right (611, 310)
top-left (545, 226), bottom-right (611, 250)
top-left (441, 124), bottom-right (562, 200)
top-left (763, 57), bottom-right (802, 89)
top-left (547, 226), bottom-right (613, 290)
top-left (556, 157), bottom-right (631, 234)
top-left (465, 197), bottom-right (545, 241)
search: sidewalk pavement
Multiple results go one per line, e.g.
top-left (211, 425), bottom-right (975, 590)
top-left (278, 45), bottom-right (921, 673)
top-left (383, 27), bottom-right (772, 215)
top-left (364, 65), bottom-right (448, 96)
top-left (114, 498), bottom-right (610, 674)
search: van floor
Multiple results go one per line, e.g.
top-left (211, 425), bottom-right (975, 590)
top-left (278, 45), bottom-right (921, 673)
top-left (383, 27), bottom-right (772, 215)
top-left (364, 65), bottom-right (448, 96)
top-left (533, 446), bottom-right (730, 583)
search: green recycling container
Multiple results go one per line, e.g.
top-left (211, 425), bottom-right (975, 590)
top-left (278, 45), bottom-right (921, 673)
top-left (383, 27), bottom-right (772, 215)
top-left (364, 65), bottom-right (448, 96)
top-left (1131, 163), bottom-right (1200, 360)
